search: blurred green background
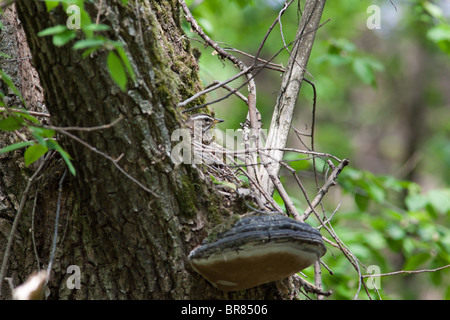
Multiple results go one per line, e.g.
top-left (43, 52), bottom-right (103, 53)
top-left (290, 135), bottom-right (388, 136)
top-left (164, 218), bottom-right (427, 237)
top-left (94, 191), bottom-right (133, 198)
top-left (183, 0), bottom-right (450, 299)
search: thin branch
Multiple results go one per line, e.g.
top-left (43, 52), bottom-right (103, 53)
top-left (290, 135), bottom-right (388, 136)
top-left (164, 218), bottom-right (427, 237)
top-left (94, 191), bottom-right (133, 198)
top-left (178, 67), bottom-right (251, 109)
top-left (180, 21), bottom-right (321, 113)
top-left (95, 0), bottom-right (104, 24)
top-left (206, 81), bottom-right (248, 103)
top-left (292, 274), bottom-right (332, 297)
top-left (16, 114), bottom-right (156, 196)
top-left (300, 158), bottom-right (350, 221)
top-left (31, 186), bottom-right (41, 271)
top-left (57, 128), bottom-right (159, 197)
top-left (362, 264), bottom-right (450, 278)
top-left (0, 107), bottom-right (50, 118)
top-left (46, 169), bottom-right (67, 282)
top-left (254, 0), bottom-right (295, 61)
top-left (43, 114), bottom-right (124, 132)
top-left (224, 47), bottom-right (286, 73)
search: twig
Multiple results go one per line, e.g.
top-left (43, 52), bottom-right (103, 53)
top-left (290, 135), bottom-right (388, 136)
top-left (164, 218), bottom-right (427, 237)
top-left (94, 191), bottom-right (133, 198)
top-left (178, 0), bottom-right (256, 102)
top-left (206, 81), bottom-right (248, 103)
top-left (254, 0), bottom-right (295, 61)
top-left (292, 274), bottom-right (332, 297)
top-left (178, 67), bottom-right (251, 109)
top-left (362, 264), bottom-right (450, 278)
top-left (43, 114), bottom-right (124, 132)
top-left (224, 47), bottom-right (286, 73)
top-left (46, 169), bottom-right (67, 283)
top-left (278, 155), bottom-right (363, 299)
top-left (95, 0), bottom-right (103, 24)
top-left (319, 202), bottom-right (341, 228)
top-left (0, 107), bottom-right (50, 118)
top-left (57, 128), bottom-right (159, 197)
top-left (314, 260), bottom-right (324, 300)
top-left (180, 23), bottom-right (320, 114)
top-left (17, 114), bottom-right (156, 196)
top-left (31, 186), bottom-right (41, 270)
top-left (300, 158), bottom-right (350, 221)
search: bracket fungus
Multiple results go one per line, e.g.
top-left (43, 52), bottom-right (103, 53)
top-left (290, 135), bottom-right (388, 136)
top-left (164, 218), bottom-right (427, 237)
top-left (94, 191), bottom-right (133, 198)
top-left (188, 215), bottom-right (326, 292)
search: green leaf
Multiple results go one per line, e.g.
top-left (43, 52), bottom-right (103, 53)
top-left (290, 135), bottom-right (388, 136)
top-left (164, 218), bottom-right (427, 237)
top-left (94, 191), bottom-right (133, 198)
top-left (404, 252), bottom-right (431, 271)
top-left (46, 138), bottom-right (76, 176)
top-left (53, 29), bottom-right (76, 46)
top-left (0, 52), bottom-right (12, 59)
top-left (283, 152), bottom-right (311, 171)
top-left (386, 224), bottom-right (405, 240)
top-left (24, 144), bottom-right (48, 166)
top-left (73, 38), bottom-right (106, 50)
top-left (352, 58), bottom-right (375, 86)
top-left (46, 138), bottom-right (72, 160)
top-left (107, 51), bottom-right (127, 91)
top-left (367, 183), bottom-right (385, 203)
top-left (83, 23), bottom-right (111, 32)
top-left (37, 25), bottom-right (76, 46)
top-left (427, 24), bottom-right (450, 55)
top-left (427, 24), bottom-right (450, 42)
top-left (58, 0), bottom-right (83, 5)
top-left (13, 110), bottom-right (40, 124)
top-left (427, 189), bottom-right (450, 214)
top-left (0, 116), bottom-right (24, 131)
top-left (355, 193), bottom-right (369, 211)
top-left (30, 126), bottom-right (56, 139)
top-left (0, 141), bottom-right (34, 154)
top-left (81, 47), bottom-right (101, 59)
top-left (423, 2), bottom-right (444, 20)
top-left (37, 24), bottom-right (68, 37)
top-left (197, 17), bottom-right (214, 34)
top-left (116, 46), bottom-right (136, 82)
top-left (352, 57), bottom-right (384, 87)
top-left (43, 0), bottom-right (60, 12)
top-left (0, 70), bottom-right (24, 104)
top-left (405, 193), bottom-right (428, 211)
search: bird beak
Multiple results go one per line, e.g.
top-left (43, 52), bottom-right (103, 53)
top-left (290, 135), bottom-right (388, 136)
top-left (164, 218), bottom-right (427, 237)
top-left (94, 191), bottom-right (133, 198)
top-left (203, 118), bottom-right (224, 133)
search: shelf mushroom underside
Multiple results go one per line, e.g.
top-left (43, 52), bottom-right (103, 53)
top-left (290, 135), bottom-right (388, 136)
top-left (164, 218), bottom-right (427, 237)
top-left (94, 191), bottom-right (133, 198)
top-left (189, 216), bottom-right (326, 292)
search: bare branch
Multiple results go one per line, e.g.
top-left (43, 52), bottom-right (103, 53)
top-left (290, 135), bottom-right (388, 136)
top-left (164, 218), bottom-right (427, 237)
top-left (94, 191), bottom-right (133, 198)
top-left (362, 264), bottom-right (450, 278)
top-left (43, 114), bottom-right (124, 132)
top-left (57, 128), bottom-right (159, 197)
top-left (261, 0), bottom-right (326, 195)
top-left (0, 107), bottom-right (50, 118)
top-left (46, 169), bottom-right (67, 283)
top-left (300, 158), bottom-right (350, 221)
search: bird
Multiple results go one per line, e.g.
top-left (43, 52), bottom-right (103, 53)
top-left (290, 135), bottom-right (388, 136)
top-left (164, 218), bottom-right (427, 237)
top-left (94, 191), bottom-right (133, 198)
top-left (185, 113), bottom-right (224, 145)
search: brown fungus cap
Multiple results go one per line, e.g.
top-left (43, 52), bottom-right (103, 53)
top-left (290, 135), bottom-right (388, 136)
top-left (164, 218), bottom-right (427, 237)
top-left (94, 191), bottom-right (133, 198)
top-left (188, 215), bottom-right (326, 292)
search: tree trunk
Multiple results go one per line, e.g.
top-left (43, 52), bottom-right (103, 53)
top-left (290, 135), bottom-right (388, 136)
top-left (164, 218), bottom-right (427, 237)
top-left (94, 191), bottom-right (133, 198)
top-left (0, 0), bottom-right (287, 299)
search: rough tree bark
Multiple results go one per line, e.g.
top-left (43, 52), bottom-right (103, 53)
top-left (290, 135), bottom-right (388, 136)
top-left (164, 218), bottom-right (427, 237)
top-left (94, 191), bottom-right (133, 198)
top-left (0, 0), bottom-right (291, 299)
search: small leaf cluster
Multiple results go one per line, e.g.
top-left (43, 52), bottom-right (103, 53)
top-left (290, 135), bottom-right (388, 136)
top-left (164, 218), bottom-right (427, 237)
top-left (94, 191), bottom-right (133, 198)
top-left (0, 71), bottom-right (75, 175)
top-left (38, 0), bottom-right (135, 91)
